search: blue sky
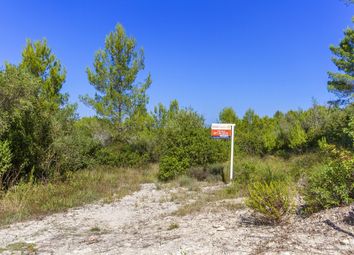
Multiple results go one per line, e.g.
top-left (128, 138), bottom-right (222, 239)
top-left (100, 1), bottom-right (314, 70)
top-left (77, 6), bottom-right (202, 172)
top-left (0, 0), bottom-right (353, 123)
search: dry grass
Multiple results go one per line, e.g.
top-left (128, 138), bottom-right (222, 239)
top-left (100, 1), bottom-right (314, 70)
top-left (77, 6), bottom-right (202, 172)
top-left (0, 242), bottom-right (37, 254)
top-left (173, 182), bottom-right (243, 216)
top-left (0, 164), bottom-right (158, 226)
top-left (167, 222), bottom-right (179, 230)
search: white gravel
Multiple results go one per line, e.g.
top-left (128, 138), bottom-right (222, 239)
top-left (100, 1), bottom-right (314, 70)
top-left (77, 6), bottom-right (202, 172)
top-left (0, 183), bottom-right (353, 254)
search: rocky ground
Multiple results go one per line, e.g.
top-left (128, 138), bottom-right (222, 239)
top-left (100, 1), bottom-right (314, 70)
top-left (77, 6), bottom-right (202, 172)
top-left (0, 183), bottom-right (353, 255)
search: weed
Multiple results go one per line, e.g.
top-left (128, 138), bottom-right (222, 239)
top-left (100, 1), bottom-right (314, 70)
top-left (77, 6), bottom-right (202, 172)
top-left (5, 242), bottom-right (37, 253)
top-left (90, 226), bottom-right (101, 232)
top-left (167, 222), bottom-right (179, 230)
top-left (246, 181), bottom-right (295, 224)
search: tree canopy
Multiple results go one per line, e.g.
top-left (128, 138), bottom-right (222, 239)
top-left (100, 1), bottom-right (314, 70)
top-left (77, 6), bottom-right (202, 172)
top-left (328, 18), bottom-right (354, 105)
top-left (20, 39), bottom-right (66, 109)
top-left (81, 24), bottom-right (152, 127)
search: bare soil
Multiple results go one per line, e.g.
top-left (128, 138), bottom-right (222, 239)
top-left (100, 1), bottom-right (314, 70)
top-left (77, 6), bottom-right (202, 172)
top-left (0, 183), bottom-right (353, 254)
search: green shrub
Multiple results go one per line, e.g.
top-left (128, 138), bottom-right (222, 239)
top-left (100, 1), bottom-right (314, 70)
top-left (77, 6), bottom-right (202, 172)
top-left (95, 146), bottom-right (149, 168)
top-left (232, 157), bottom-right (289, 189)
top-left (158, 156), bottom-right (189, 181)
top-left (255, 166), bottom-right (289, 184)
top-left (158, 109), bottom-right (227, 180)
top-left (246, 181), bottom-right (295, 223)
top-left (304, 144), bottom-right (354, 213)
top-left (0, 141), bottom-right (12, 188)
top-left (288, 153), bottom-right (323, 181)
top-left (187, 163), bottom-right (224, 181)
top-left (234, 161), bottom-right (257, 185)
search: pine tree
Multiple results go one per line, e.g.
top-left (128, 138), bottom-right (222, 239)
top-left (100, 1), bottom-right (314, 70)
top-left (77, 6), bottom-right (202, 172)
top-left (327, 18), bottom-right (354, 105)
top-left (20, 39), bottom-right (66, 109)
top-left (81, 24), bottom-right (151, 127)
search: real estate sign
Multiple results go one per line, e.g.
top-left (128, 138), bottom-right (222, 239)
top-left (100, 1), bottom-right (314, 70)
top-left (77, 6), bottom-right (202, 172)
top-left (211, 123), bottom-right (235, 181)
top-left (211, 123), bottom-right (233, 139)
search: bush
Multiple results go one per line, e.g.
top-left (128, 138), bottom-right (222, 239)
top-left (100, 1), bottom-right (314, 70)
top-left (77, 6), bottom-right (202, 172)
top-left (187, 163), bottom-right (224, 181)
top-left (304, 143), bottom-right (354, 213)
top-left (95, 145), bottom-right (150, 168)
top-left (158, 156), bottom-right (189, 181)
top-left (0, 141), bottom-right (12, 188)
top-left (246, 181), bottom-right (295, 223)
top-left (0, 65), bottom-right (51, 185)
top-left (232, 157), bottom-right (289, 189)
top-left (158, 109), bottom-right (227, 180)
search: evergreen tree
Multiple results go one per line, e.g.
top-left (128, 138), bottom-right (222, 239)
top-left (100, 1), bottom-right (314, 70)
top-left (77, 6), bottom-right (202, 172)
top-left (20, 39), bottom-right (66, 108)
top-left (328, 18), bottom-right (354, 105)
top-left (219, 107), bottom-right (238, 123)
top-left (81, 24), bottom-right (151, 127)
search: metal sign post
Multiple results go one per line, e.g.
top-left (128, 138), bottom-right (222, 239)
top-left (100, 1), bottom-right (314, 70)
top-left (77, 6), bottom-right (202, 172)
top-left (230, 124), bottom-right (235, 181)
top-left (211, 123), bottom-right (235, 182)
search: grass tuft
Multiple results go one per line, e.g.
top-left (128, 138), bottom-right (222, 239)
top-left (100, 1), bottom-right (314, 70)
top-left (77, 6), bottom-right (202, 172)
top-left (167, 222), bottom-right (179, 230)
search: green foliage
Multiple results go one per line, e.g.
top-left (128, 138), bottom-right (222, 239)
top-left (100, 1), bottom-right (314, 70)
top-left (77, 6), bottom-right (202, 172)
top-left (219, 107), bottom-right (238, 123)
top-left (158, 156), bottom-right (189, 181)
top-left (288, 122), bottom-right (307, 150)
top-left (233, 156), bottom-right (290, 190)
top-left (233, 109), bottom-right (279, 155)
top-left (46, 109), bottom-right (102, 175)
top-left (225, 103), bottom-right (353, 156)
top-left (81, 24), bottom-right (151, 126)
top-left (157, 105), bottom-right (227, 180)
top-left (343, 115), bottom-right (354, 147)
top-left (327, 19), bottom-right (353, 105)
top-left (236, 109), bottom-right (265, 155)
top-left (95, 145), bottom-right (149, 167)
top-left (246, 181), bottom-right (295, 223)
top-left (20, 39), bottom-right (66, 109)
top-left (304, 142), bottom-right (354, 213)
top-left (0, 141), bottom-right (12, 187)
top-left (0, 64), bottom-right (51, 186)
top-left (0, 48), bottom-right (97, 188)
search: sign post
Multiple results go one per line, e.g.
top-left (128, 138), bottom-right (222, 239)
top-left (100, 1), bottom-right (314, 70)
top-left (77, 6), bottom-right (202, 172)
top-left (230, 124), bottom-right (235, 180)
top-left (211, 123), bottom-right (235, 182)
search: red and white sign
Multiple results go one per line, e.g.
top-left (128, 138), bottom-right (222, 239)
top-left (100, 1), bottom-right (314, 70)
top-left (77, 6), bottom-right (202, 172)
top-left (211, 123), bottom-right (233, 139)
top-left (211, 123), bottom-right (236, 181)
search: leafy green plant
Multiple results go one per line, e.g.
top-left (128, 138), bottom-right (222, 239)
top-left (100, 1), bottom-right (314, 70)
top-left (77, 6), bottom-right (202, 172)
top-left (158, 156), bottom-right (189, 181)
top-left (158, 108), bottom-right (227, 181)
top-left (304, 142), bottom-right (354, 213)
top-left (167, 222), bottom-right (179, 230)
top-left (0, 141), bottom-right (12, 188)
top-left (246, 181), bottom-right (295, 223)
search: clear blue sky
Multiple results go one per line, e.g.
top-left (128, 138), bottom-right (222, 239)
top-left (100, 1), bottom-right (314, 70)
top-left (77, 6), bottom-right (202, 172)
top-left (0, 0), bottom-right (353, 123)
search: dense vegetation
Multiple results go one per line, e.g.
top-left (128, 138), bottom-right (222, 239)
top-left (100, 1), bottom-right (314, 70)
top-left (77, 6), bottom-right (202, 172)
top-left (0, 17), bottom-right (353, 224)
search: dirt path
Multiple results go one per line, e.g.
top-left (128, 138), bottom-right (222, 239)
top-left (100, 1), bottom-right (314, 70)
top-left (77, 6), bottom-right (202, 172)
top-left (0, 183), bottom-right (353, 254)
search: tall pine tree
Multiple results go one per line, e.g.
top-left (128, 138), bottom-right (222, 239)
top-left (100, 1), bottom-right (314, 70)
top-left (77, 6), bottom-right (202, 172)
top-left (20, 39), bottom-right (66, 109)
top-left (81, 24), bottom-right (151, 127)
top-left (327, 18), bottom-right (354, 105)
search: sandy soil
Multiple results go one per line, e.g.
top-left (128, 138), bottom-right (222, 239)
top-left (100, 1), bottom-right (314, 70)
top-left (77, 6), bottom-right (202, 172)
top-left (0, 183), bottom-right (353, 255)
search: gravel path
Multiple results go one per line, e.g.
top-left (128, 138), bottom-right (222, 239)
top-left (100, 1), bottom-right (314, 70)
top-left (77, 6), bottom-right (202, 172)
top-left (0, 183), bottom-right (353, 254)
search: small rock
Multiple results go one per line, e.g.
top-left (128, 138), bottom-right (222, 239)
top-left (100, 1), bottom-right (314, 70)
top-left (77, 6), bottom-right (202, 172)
top-left (217, 226), bottom-right (225, 231)
top-left (339, 239), bottom-right (349, 245)
top-left (86, 235), bottom-right (99, 244)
